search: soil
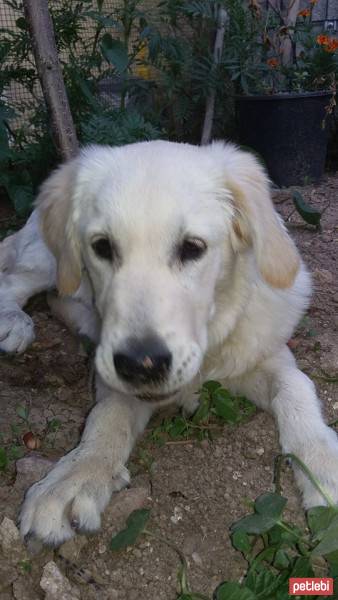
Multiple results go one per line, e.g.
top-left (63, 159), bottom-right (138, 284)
top-left (0, 175), bottom-right (337, 599)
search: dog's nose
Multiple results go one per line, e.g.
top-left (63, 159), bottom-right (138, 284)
top-left (113, 336), bottom-right (172, 385)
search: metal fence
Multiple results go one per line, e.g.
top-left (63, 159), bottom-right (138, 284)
top-left (0, 0), bottom-right (158, 121)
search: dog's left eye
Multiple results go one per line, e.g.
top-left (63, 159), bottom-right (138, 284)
top-left (91, 238), bottom-right (113, 261)
top-left (179, 238), bottom-right (207, 263)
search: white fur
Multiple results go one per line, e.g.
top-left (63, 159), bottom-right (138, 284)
top-left (0, 140), bottom-right (337, 546)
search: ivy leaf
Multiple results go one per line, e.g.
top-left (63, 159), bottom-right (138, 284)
top-left (100, 34), bottom-right (129, 73)
top-left (110, 509), bottom-right (150, 551)
top-left (214, 582), bottom-right (255, 600)
top-left (292, 191), bottom-right (322, 226)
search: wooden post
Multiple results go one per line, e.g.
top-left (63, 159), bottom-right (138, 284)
top-left (201, 6), bottom-right (227, 146)
top-left (22, 0), bottom-right (79, 160)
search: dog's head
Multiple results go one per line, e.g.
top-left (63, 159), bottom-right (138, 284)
top-left (37, 141), bottom-right (299, 402)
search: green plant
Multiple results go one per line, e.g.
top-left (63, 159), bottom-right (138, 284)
top-left (149, 380), bottom-right (256, 446)
top-left (223, 0), bottom-right (338, 95)
top-left (0, 0), bottom-right (162, 216)
top-left (142, 0), bottom-right (233, 142)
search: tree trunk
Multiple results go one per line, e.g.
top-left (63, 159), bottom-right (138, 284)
top-left (201, 7), bottom-right (227, 146)
top-left (23, 0), bottom-right (79, 160)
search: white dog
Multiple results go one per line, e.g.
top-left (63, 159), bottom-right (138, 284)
top-left (1, 140), bottom-right (337, 546)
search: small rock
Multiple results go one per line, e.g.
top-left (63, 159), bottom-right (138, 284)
top-left (333, 293), bottom-right (338, 303)
top-left (333, 402), bottom-right (338, 411)
top-left (256, 447), bottom-right (265, 456)
top-left (0, 518), bottom-right (27, 563)
top-left (192, 551), bottom-right (203, 566)
top-left (170, 506), bottom-right (183, 524)
top-left (0, 517), bottom-right (20, 552)
top-left (40, 561), bottom-right (81, 600)
top-left (58, 535), bottom-right (87, 562)
top-left (15, 454), bottom-right (55, 491)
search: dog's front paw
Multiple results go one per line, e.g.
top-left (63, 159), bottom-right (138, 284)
top-left (0, 309), bottom-right (35, 353)
top-left (19, 451), bottom-right (130, 546)
top-left (293, 428), bottom-right (338, 509)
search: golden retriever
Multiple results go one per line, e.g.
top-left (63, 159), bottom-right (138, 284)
top-left (0, 140), bottom-right (337, 546)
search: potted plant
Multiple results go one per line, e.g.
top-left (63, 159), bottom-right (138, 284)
top-left (223, 0), bottom-right (338, 186)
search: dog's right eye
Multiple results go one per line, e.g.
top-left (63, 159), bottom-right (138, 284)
top-left (91, 238), bottom-right (113, 261)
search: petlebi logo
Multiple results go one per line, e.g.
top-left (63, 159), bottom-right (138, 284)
top-left (289, 578), bottom-right (333, 596)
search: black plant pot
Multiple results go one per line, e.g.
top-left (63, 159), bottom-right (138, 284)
top-left (236, 91), bottom-right (331, 187)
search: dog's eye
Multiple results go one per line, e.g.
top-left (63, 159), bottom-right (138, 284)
top-left (91, 238), bottom-right (113, 261)
top-left (179, 238), bottom-right (207, 263)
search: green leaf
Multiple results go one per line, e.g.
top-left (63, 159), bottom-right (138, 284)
top-left (100, 34), bottom-right (129, 73)
top-left (0, 447), bottom-right (8, 471)
top-left (274, 549), bottom-right (290, 569)
top-left (231, 530), bottom-right (252, 554)
top-left (201, 380), bottom-right (222, 394)
top-left (15, 17), bottom-right (27, 30)
top-left (16, 405), bottom-right (29, 422)
top-left (168, 416), bottom-right (187, 439)
top-left (212, 395), bottom-right (238, 423)
top-left (255, 493), bottom-right (287, 519)
top-left (290, 556), bottom-right (314, 577)
top-left (307, 505), bottom-right (338, 538)
top-left (292, 191), bottom-right (322, 226)
top-left (231, 513), bottom-right (277, 534)
top-left (192, 394), bottom-right (210, 424)
top-left (246, 568), bottom-right (283, 597)
top-left (110, 508), bottom-right (150, 551)
top-left (214, 582), bottom-right (255, 600)
top-left (311, 516), bottom-right (338, 557)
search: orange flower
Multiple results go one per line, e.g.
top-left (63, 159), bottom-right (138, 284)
top-left (317, 34), bottom-right (338, 51)
top-left (310, 0), bottom-right (318, 4)
top-left (298, 8), bottom-right (310, 16)
top-left (326, 38), bottom-right (338, 52)
top-left (267, 57), bottom-right (279, 68)
top-left (317, 34), bottom-right (330, 46)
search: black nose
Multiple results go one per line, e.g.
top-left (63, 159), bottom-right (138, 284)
top-left (113, 336), bottom-right (172, 386)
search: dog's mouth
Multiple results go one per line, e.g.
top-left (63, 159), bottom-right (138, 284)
top-left (135, 389), bottom-right (179, 403)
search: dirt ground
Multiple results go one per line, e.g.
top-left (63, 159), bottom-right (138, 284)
top-left (0, 175), bottom-right (337, 600)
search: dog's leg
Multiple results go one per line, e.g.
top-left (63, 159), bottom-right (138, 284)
top-left (229, 346), bottom-right (338, 508)
top-left (20, 384), bottom-right (153, 546)
top-left (0, 209), bottom-right (56, 352)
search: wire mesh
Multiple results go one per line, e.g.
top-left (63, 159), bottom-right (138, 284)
top-left (0, 0), bottom-right (159, 129)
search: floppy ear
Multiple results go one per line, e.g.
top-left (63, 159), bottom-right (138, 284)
top-left (36, 159), bottom-right (82, 296)
top-left (224, 147), bottom-right (300, 289)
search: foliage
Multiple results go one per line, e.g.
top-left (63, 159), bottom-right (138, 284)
top-left (215, 488), bottom-right (338, 599)
top-left (0, 0), bottom-right (236, 217)
top-left (223, 0), bottom-right (338, 95)
top-left (141, 0), bottom-right (233, 141)
top-left (0, 0), bottom-right (162, 215)
top-left (149, 380), bottom-right (256, 445)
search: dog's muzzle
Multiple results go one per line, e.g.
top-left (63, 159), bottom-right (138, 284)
top-left (113, 334), bottom-right (172, 387)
